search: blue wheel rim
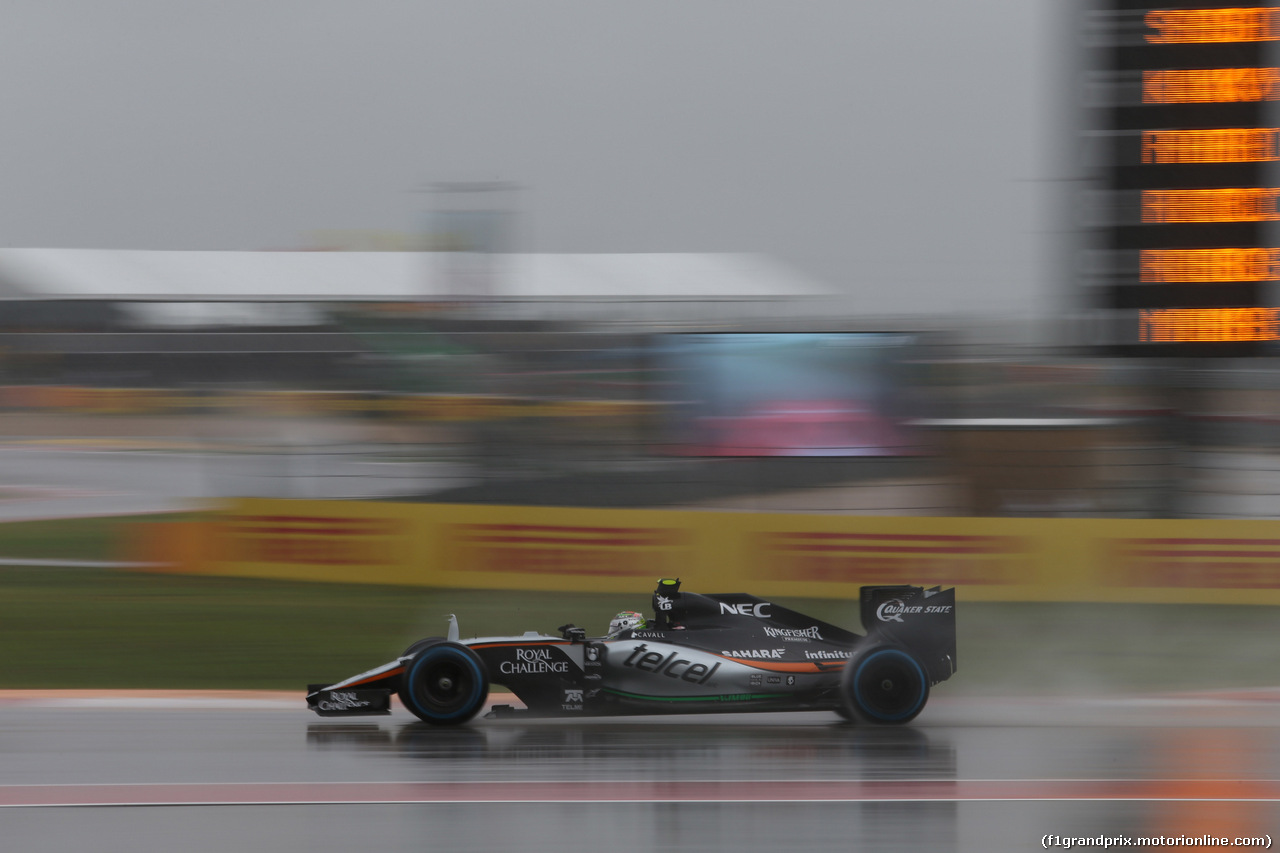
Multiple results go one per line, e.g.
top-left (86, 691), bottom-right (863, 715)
top-left (405, 646), bottom-right (485, 721)
top-left (852, 649), bottom-right (926, 722)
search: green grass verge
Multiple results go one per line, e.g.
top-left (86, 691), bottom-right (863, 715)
top-left (0, 514), bottom-right (165, 562)
top-left (4, 566), bottom-right (1280, 693)
top-left (0, 568), bottom-right (638, 689)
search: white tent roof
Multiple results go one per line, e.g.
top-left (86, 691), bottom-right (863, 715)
top-left (0, 249), bottom-right (834, 303)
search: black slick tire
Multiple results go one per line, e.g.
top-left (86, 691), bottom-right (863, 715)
top-left (402, 637), bottom-right (444, 658)
top-left (839, 645), bottom-right (929, 725)
top-left (398, 642), bottom-right (490, 725)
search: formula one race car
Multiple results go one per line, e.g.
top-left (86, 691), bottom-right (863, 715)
top-left (307, 579), bottom-right (956, 726)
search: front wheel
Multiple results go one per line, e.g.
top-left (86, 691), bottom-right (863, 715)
top-left (398, 642), bottom-right (489, 725)
top-left (839, 646), bottom-right (929, 725)
top-left (401, 636), bottom-right (444, 658)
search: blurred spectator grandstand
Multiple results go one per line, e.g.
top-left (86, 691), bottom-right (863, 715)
top-left (0, 248), bottom-right (1275, 519)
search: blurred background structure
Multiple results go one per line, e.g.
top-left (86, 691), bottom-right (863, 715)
top-left (0, 244), bottom-right (1276, 521)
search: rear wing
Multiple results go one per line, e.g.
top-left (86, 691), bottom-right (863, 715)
top-left (859, 585), bottom-right (957, 684)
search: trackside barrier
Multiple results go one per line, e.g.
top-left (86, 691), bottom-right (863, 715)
top-left (136, 498), bottom-right (1280, 604)
top-left (0, 385), bottom-right (654, 421)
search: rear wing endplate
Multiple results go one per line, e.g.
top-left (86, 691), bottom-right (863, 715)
top-left (859, 585), bottom-right (957, 683)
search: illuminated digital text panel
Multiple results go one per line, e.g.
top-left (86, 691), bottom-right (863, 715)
top-left (1139, 306), bottom-right (1280, 341)
top-left (1145, 8), bottom-right (1280, 45)
top-left (1142, 187), bottom-right (1280, 222)
top-left (1097, 4), bottom-right (1280, 353)
top-left (1143, 67), bottom-right (1280, 103)
top-left (1141, 127), bottom-right (1280, 163)
top-left (1140, 247), bottom-right (1280, 282)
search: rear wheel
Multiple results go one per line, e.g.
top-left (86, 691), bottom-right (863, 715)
top-left (398, 642), bottom-right (489, 725)
top-left (839, 646), bottom-right (929, 725)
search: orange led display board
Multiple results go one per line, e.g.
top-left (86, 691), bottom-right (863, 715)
top-left (1094, 2), bottom-right (1280, 355)
top-left (1145, 8), bottom-right (1280, 44)
top-left (1141, 128), bottom-right (1280, 163)
top-left (1139, 307), bottom-right (1280, 342)
top-left (1142, 188), bottom-right (1280, 223)
top-left (1143, 67), bottom-right (1280, 103)
top-left (1140, 248), bottom-right (1280, 282)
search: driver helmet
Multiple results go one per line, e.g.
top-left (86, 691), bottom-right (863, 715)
top-left (608, 610), bottom-right (646, 636)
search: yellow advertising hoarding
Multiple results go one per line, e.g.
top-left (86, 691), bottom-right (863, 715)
top-left (151, 498), bottom-right (1280, 605)
top-left (0, 385), bottom-right (655, 421)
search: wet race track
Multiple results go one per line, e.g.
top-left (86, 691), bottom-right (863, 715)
top-left (3, 695), bottom-right (1280, 853)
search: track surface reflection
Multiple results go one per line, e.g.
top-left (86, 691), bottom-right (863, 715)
top-left (4, 699), bottom-right (1280, 852)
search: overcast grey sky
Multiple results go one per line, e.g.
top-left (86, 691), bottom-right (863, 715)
top-left (0, 1), bottom-right (1061, 316)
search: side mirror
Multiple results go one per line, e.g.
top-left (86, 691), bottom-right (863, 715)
top-left (559, 623), bottom-right (587, 643)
